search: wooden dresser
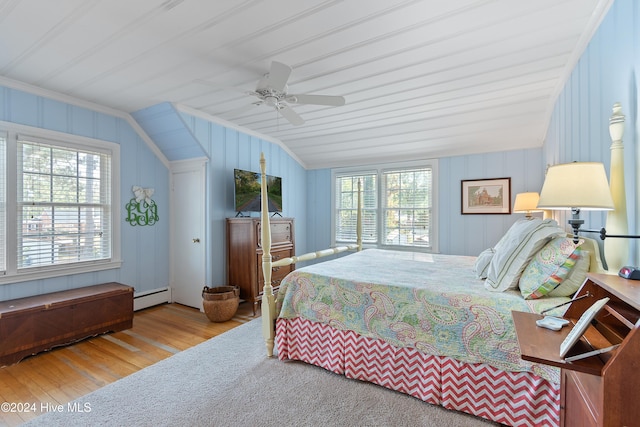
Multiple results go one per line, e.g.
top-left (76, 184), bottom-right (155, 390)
top-left (226, 217), bottom-right (295, 315)
top-left (513, 273), bottom-right (640, 427)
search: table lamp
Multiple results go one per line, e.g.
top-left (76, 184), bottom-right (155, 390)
top-left (513, 192), bottom-right (542, 218)
top-left (536, 162), bottom-right (614, 243)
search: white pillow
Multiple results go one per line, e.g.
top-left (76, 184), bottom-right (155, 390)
top-left (474, 248), bottom-right (495, 279)
top-left (484, 218), bottom-right (565, 292)
top-left (473, 218), bottom-right (529, 279)
top-left (473, 218), bottom-right (528, 280)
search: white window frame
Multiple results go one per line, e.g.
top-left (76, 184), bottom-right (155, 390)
top-left (0, 132), bottom-right (6, 272)
top-left (0, 121), bottom-right (121, 284)
top-left (332, 159), bottom-right (439, 253)
top-left (334, 170), bottom-right (378, 244)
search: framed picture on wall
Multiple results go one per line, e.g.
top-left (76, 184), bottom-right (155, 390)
top-left (461, 177), bottom-right (511, 214)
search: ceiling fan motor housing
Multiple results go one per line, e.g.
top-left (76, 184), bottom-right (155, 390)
top-left (255, 86), bottom-right (287, 106)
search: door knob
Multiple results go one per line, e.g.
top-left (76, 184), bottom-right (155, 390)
top-left (192, 238), bottom-right (200, 243)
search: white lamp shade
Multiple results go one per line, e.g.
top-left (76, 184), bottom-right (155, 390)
top-left (513, 192), bottom-right (541, 213)
top-left (537, 162), bottom-right (614, 210)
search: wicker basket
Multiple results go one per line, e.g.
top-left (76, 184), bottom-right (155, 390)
top-left (202, 286), bottom-right (240, 322)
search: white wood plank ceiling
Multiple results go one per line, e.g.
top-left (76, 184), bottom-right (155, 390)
top-left (0, 0), bottom-right (612, 169)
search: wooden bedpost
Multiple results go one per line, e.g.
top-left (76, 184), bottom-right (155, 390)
top-left (260, 153), bottom-right (276, 357)
top-left (357, 179), bottom-right (362, 251)
top-left (260, 154), bottom-right (363, 356)
top-left (604, 102), bottom-right (629, 272)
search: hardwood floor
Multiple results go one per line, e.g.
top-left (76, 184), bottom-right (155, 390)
top-left (0, 302), bottom-right (256, 426)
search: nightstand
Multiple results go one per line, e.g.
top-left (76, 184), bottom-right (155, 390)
top-left (512, 273), bottom-right (640, 427)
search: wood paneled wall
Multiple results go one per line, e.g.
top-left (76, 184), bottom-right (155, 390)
top-left (544, 0), bottom-right (639, 265)
top-left (179, 111), bottom-right (308, 287)
top-left (0, 83), bottom-right (170, 301)
top-left (299, 148), bottom-right (544, 258)
top-left (438, 148), bottom-right (544, 255)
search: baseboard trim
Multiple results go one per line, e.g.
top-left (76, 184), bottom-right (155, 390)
top-left (134, 287), bottom-right (170, 311)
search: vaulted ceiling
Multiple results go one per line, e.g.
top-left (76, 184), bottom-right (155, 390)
top-left (0, 0), bottom-right (612, 169)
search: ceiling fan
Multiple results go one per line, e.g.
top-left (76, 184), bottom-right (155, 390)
top-left (238, 61), bottom-right (346, 126)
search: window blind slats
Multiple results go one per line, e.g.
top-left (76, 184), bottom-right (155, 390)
top-left (335, 174), bottom-right (377, 243)
top-left (17, 139), bottom-right (112, 270)
top-left (0, 133), bottom-right (6, 272)
top-left (335, 166), bottom-right (433, 249)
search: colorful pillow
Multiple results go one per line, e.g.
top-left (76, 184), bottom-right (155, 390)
top-left (484, 218), bottom-right (565, 292)
top-left (519, 237), bottom-right (581, 299)
top-left (474, 248), bottom-right (495, 279)
top-left (548, 249), bottom-right (590, 297)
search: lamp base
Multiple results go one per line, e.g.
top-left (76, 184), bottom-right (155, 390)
top-left (568, 209), bottom-right (583, 244)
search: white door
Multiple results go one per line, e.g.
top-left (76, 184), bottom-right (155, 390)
top-left (171, 159), bottom-right (206, 309)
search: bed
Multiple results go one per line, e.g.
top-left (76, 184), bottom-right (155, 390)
top-left (257, 154), bottom-right (607, 427)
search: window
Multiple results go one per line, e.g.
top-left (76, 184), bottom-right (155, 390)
top-left (333, 160), bottom-right (438, 251)
top-left (383, 168), bottom-right (432, 248)
top-left (335, 173), bottom-right (377, 243)
top-left (0, 123), bottom-right (120, 283)
top-left (0, 133), bottom-right (5, 272)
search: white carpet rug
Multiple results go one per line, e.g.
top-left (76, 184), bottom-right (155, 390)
top-left (23, 318), bottom-right (498, 427)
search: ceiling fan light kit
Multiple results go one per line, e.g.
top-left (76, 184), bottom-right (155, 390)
top-left (240, 61), bottom-right (346, 126)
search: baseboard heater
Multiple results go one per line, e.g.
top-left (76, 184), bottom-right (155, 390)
top-left (134, 287), bottom-right (171, 311)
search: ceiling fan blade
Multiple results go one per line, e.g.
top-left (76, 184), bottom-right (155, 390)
top-left (278, 105), bottom-right (305, 126)
top-left (287, 93), bottom-right (345, 106)
top-left (266, 61), bottom-right (292, 92)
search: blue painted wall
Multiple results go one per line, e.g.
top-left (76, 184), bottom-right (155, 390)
top-left (544, 0), bottom-right (639, 265)
top-left (438, 148), bottom-right (544, 255)
top-left (178, 111), bottom-right (308, 287)
top-left (307, 148), bottom-right (544, 258)
top-left (0, 85), bottom-right (170, 301)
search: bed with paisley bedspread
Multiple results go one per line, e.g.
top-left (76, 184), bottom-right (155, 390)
top-left (257, 153), bottom-right (606, 427)
top-left (275, 249), bottom-right (576, 427)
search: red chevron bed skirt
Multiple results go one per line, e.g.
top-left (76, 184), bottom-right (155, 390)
top-left (276, 317), bottom-right (560, 427)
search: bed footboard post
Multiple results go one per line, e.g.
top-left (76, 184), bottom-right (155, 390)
top-left (261, 265), bottom-right (276, 357)
top-left (260, 153), bottom-right (276, 357)
top-left (357, 179), bottom-right (362, 251)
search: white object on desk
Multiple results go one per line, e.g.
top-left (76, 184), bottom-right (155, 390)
top-left (536, 316), bottom-right (570, 331)
top-left (560, 297), bottom-right (610, 358)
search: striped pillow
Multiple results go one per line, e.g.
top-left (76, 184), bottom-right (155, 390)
top-left (548, 249), bottom-right (590, 297)
top-left (519, 237), bottom-right (581, 299)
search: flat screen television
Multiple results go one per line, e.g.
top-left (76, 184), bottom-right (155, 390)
top-left (234, 168), bottom-right (282, 214)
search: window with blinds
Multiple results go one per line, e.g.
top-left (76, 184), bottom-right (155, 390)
top-left (382, 168), bottom-right (432, 248)
top-left (0, 133), bottom-right (6, 273)
top-left (17, 138), bottom-right (112, 269)
top-left (335, 173), bottom-right (377, 243)
top-left (333, 162), bottom-right (437, 251)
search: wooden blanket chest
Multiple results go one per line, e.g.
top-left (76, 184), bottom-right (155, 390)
top-left (0, 283), bottom-right (133, 366)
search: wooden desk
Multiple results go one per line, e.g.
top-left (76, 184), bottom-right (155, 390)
top-left (513, 273), bottom-right (640, 427)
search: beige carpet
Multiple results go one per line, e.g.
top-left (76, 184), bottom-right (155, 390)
top-left (23, 318), bottom-right (499, 427)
